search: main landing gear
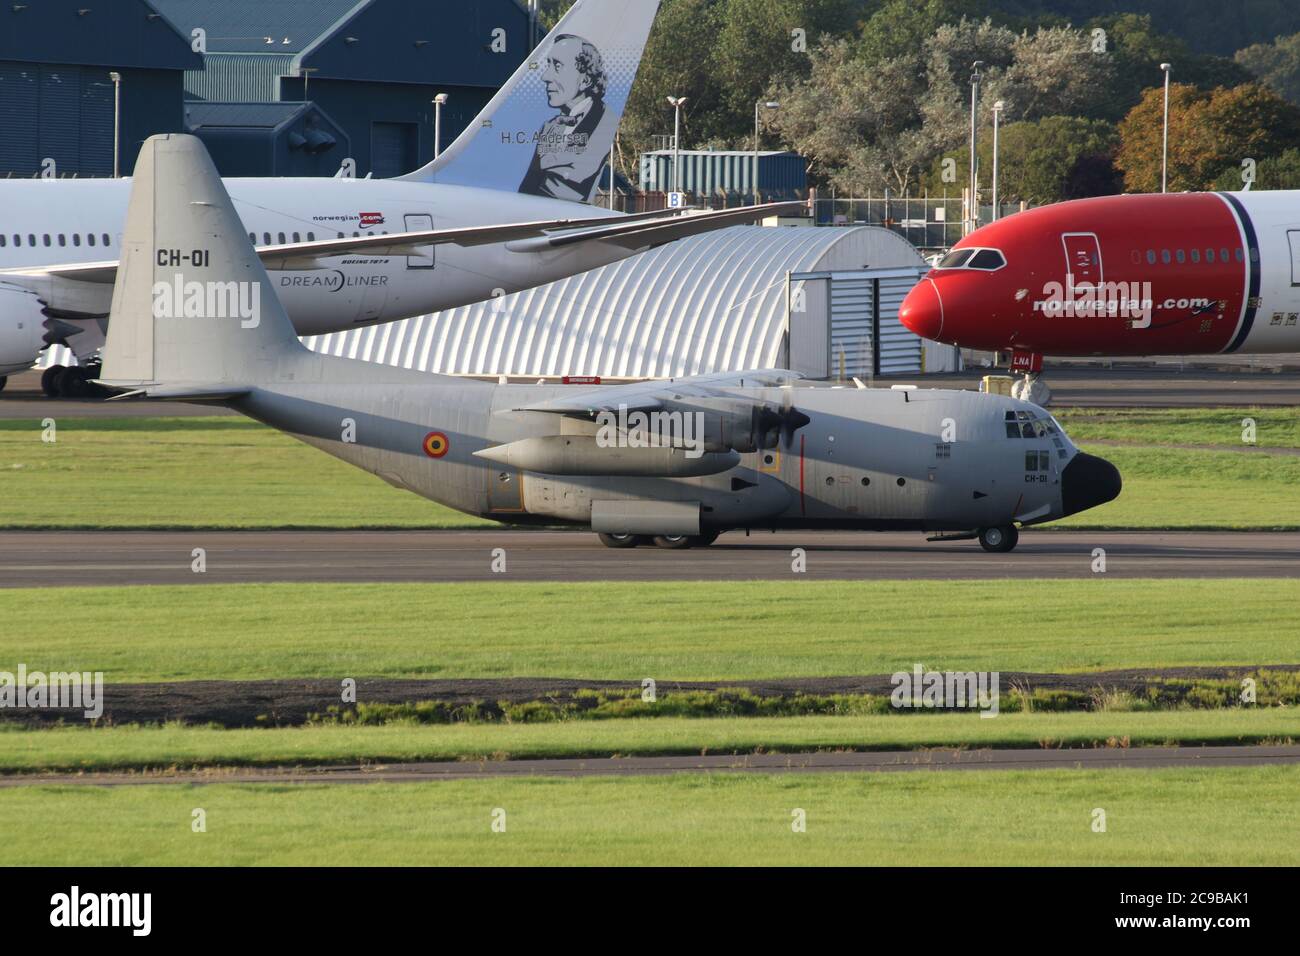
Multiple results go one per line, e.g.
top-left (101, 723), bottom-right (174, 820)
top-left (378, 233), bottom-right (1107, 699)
top-left (977, 525), bottom-right (1019, 553)
top-left (597, 531), bottom-right (720, 550)
top-left (41, 363), bottom-right (110, 399)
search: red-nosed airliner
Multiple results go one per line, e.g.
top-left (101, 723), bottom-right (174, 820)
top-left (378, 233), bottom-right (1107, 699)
top-left (0, 0), bottom-right (796, 397)
top-left (899, 190), bottom-right (1299, 402)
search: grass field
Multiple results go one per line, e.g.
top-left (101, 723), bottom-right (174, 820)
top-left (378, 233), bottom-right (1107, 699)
top-left (2, 765), bottom-right (1296, 865)
top-left (0, 417), bottom-right (486, 529)
top-left (2, 411), bottom-right (1298, 529)
top-left (1054, 407), bottom-right (1300, 448)
top-left (2, 709), bottom-right (1295, 772)
top-left (2, 580), bottom-right (1298, 683)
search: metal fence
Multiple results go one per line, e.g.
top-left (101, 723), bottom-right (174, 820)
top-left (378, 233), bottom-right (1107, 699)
top-left (812, 194), bottom-right (1025, 252)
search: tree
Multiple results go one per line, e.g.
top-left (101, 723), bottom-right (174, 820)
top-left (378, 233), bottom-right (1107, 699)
top-left (1084, 13), bottom-right (1252, 122)
top-left (855, 0), bottom-right (985, 64)
top-left (1237, 32), bottom-right (1300, 106)
top-left (1116, 82), bottom-right (1300, 192)
top-left (1211, 147), bottom-right (1300, 190)
top-left (616, 0), bottom-right (864, 179)
top-left (923, 115), bottom-right (1120, 204)
top-left (770, 16), bottom-right (1114, 195)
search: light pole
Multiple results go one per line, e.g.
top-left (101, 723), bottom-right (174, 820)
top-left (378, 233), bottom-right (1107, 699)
top-left (109, 71), bottom-right (121, 178)
top-left (1160, 62), bottom-right (1172, 193)
top-left (433, 93), bottom-right (448, 158)
top-left (991, 99), bottom-right (1004, 221)
top-left (666, 95), bottom-right (687, 194)
top-left (967, 61), bottom-right (983, 235)
top-left (754, 100), bottom-right (779, 206)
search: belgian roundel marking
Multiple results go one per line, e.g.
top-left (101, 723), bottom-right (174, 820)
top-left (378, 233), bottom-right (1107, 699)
top-left (423, 432), bottom-right (450, 458)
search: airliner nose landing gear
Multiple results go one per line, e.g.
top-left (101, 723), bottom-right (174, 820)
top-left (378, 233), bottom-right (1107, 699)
top-left (1010, 373), bottom-right (1052, 406)
top-left (1008, 351), bottom-right (1052, 406)
top-left (977, 525), bottom-right (1019, 553)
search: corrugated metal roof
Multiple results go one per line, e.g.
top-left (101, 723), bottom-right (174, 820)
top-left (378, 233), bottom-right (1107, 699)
top-left (150, 0), bottom-right (369, 53)
top-left (182, 52), bottom-right (297, 102)
top-left (303, 226), bottom-right (925, 378)
top-left (185, 101), bottom-right (308, 129)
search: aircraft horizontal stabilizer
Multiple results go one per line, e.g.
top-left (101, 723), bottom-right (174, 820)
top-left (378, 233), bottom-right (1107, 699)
top-left (104, 385), bottom-right (253, 402)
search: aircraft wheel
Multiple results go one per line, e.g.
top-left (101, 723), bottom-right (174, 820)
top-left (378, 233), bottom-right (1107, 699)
top-left (41, 365), bottom-right (66, 397)
top-left (0, 376), bottom-right (7, 393)
top-left (597, 532), bottom-right (642, 549)
top-left (694, 531), bottom-right (720, 547)
top-left (978, 525), bottom-right (1019, 553)
top-left (652, 534), bottom-right (693, 550)
top-left (1024, 377), bottom-right (1052, 406)
top-left (60, 367), bottom-right (90, 399)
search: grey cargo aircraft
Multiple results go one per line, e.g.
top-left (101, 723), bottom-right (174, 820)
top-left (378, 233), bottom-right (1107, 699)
top-left (99, 136), bottom-right (1122, 552)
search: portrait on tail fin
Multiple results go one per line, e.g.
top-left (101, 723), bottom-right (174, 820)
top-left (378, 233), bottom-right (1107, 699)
top-left (519, 33), bottom-right (616, 202)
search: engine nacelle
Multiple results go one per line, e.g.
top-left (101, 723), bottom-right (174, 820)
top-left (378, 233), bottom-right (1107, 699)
top-left (665, 397), bottom-right (807, 453)
top-left (475, 435), bottom-right (740, 477)
top-left (0, 286), bottom-right (48, 376)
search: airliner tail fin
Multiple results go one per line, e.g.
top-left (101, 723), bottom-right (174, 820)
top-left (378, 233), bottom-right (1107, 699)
top-left (398, 0), bottom-right (660, 204)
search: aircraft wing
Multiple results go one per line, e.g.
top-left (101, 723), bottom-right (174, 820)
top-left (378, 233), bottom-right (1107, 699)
top-left (0, 203), bottom-right (798, 285)
top-left (515, 369), bottom-right (805, 416)
top-left (503, 202), bottom-right (806, 253)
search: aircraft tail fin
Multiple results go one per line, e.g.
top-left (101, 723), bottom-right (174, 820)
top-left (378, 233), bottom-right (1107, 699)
top-left (99, 134), bottom-right (303, 392)
top-left (397, 0), bottom-right (660, 204)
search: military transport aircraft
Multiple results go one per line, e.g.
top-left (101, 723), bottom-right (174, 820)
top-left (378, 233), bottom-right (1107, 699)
top-left (98, 136), bottom-right (1122, 552)
top-left (0, 0), bottom-right (796, 396)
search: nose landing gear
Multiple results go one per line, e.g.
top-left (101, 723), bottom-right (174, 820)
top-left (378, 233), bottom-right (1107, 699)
top-left (1010, 372), bottom-right (1052, 406)
top-left (1008, 351), bottom-right (1051, 406)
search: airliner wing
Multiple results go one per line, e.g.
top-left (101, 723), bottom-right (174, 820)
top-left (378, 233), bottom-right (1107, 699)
top-left (0, 202), bottom-right (798, 283)
top-left (503, 202), bottom-right (806, 253)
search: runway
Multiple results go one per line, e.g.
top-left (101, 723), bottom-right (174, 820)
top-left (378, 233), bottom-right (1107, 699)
top-left (3, 744), bottom-right (1297, 787)
top-left (2, 529), bottom-right (1298, 586)
top-left (5, 366), bottom-right (1300, 418)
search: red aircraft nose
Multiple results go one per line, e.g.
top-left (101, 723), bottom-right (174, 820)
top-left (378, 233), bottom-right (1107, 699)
top-left (900, 278), bottom-right (944, 340)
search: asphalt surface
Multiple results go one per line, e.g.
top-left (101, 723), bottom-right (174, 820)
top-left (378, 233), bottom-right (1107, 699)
top-left (6, 366), bottom-right (1300, 417)
top-left (3, 744), bottom-right (1297, 787)
top-left (2, 529), bottom-right (1299, 586)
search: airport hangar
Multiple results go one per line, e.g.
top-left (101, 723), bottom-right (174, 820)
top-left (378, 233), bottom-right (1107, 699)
top-left (0, 0), bottom-right (533, 179)
top-left (300, 224), bottom-right (954, 380)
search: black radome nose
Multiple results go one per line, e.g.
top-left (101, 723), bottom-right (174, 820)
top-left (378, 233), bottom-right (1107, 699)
top-left (1060, 452), bottom-right (1122, 517)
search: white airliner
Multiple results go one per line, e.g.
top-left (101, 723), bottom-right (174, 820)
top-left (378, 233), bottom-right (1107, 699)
top-left (0, 0), bottom-right (797, 396)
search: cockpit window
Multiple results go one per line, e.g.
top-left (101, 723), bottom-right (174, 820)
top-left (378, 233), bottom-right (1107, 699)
top-left (935, 247), bottom-right (1005, 270)
top-left (1004, 409), bottom-right (1057, 441)
top-left (967, 249), bottom-right (1006, 270)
